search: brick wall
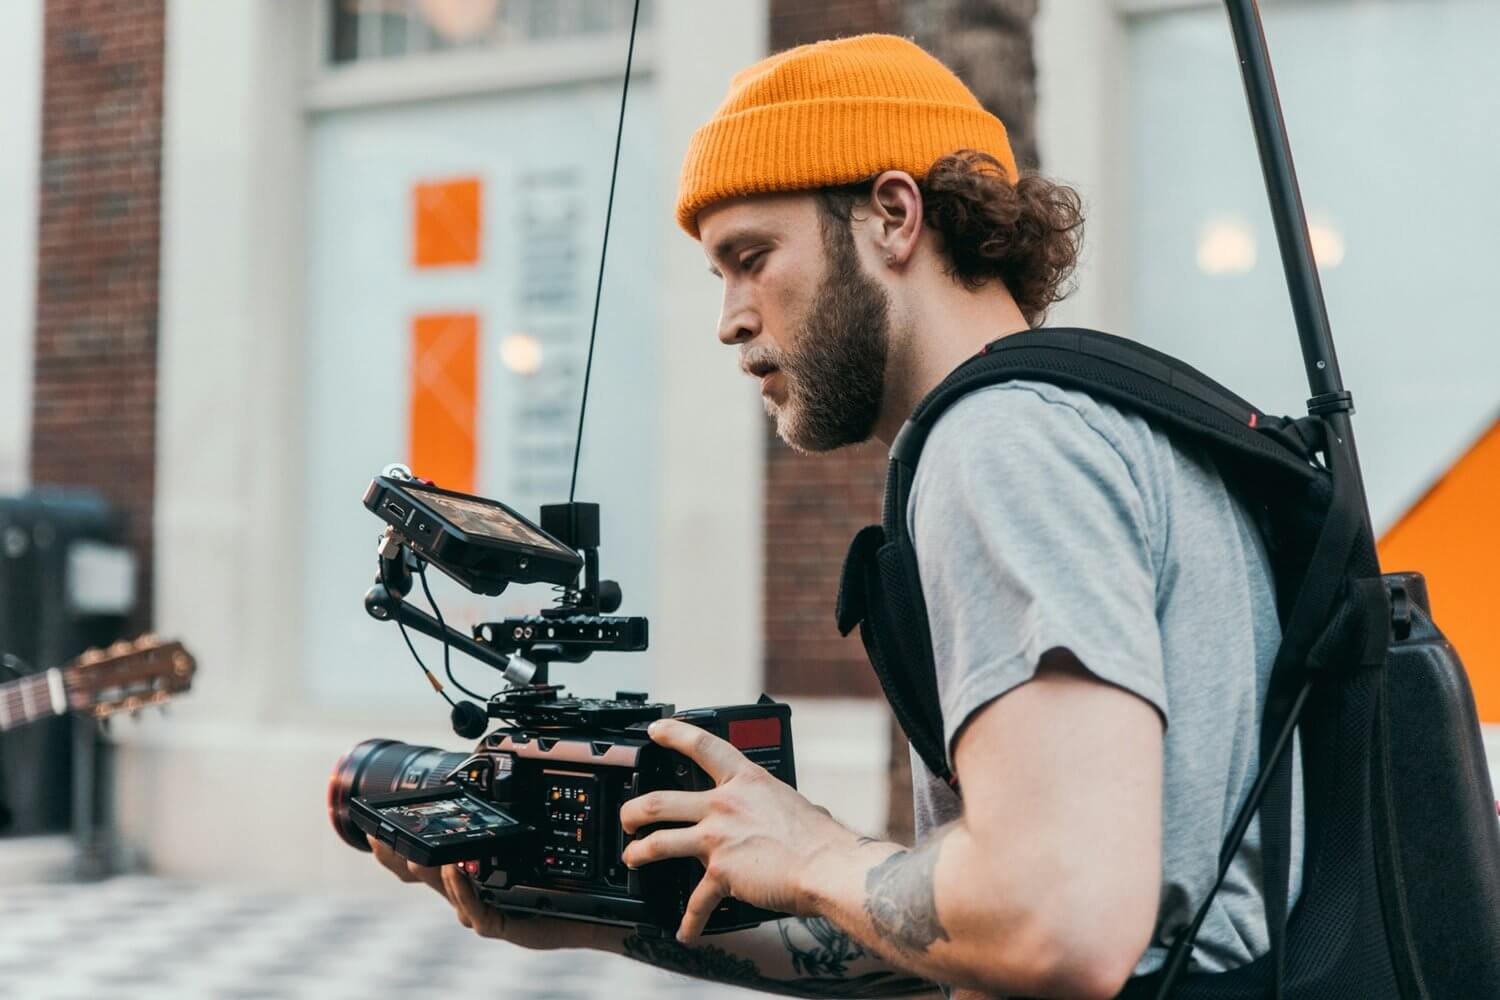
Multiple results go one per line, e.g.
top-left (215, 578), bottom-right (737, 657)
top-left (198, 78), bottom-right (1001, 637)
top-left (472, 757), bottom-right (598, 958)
top-left (769, 0), bottom-right (900, 50)
top-left (762, 0), bottom-right (900, 701)
top-left (30, 0), bottom-right (166, 633)
top-left (761, 0), bottom-right (1041, 702)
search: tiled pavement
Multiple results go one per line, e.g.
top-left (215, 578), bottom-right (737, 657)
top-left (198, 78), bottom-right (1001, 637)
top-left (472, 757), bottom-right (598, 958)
top-left (0, 876), bottom-right (763, 1000)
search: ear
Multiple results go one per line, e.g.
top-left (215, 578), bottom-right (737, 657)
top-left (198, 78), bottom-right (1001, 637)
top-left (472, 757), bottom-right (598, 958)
top-left (865, 171), bottom-right (924, 269)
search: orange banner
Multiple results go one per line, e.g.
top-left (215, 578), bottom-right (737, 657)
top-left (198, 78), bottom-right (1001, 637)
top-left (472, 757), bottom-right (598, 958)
top-left (409, 312), bottom-right (479, 494)
top-left (1379, 416), bottom-right (1500, 721)
top-left (412, 176), bottom-right (482, 269)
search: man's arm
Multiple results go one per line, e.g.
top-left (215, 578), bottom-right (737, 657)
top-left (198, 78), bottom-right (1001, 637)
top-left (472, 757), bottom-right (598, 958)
top-left (802, 650), bottom-right (1162, 998)
top-left (624, 648), bottom-right (1162, 999)
top-left (371, 836), bottom-right (937, 999)
top-left (617, 915), bottom-right (938, 998)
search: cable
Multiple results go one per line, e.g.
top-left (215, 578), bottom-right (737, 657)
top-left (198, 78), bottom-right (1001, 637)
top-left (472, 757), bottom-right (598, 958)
top-left (417, 564), bottom-right (488, 701)
top-left (395, 620), bottom-right (456, 708)
top-left (378, 556), bottom-right (456, 707)
top-left (568, 0), bottom-right (642, 504)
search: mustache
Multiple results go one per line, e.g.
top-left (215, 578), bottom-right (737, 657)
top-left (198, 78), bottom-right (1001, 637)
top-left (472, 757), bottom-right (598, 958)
top-left (739, 347), bottom-right (784, 379)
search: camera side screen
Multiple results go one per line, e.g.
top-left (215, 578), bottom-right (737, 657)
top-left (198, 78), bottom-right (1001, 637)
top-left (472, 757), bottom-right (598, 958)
top-left (374, 793), bottom-right (520, 844)
top-left (352, 785), bottom-right (528, 866)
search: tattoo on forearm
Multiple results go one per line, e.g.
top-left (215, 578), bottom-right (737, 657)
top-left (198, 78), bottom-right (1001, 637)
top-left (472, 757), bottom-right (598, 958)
top-left (622, 932), bottom-right (761, 986)
top-left (780, 915), bottom-right (868, 977)
top-left (864, 837), bottom-right (951, 954)
top-left (622, 921), bottom-right (930, 999)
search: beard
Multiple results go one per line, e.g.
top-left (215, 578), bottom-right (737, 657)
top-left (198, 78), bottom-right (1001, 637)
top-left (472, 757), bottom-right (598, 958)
top-left (763, 223), bottom-right (892, 453)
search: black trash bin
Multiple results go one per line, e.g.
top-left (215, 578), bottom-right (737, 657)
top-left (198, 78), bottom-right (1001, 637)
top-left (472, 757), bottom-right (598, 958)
top-left (0, 490), bottom-right (134, 851)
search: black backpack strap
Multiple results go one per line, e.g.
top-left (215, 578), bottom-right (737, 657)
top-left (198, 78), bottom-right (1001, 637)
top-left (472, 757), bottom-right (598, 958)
top-left (839, 327), bottom-right (1321, 793)
top-left (836, 519), bottom-right (956, 789)
top-left (1150, 425), bottom-right (1389, 998)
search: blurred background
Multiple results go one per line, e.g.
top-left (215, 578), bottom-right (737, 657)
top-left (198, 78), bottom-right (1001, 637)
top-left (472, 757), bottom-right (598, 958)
top-left (0, 0), bottom-right (1495, 997)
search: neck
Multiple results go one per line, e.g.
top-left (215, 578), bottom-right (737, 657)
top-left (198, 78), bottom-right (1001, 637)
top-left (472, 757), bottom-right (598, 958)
top-left (872, 278), bottom-right (1031, 447)
top-left (0, 668), bottom-right (66, 732)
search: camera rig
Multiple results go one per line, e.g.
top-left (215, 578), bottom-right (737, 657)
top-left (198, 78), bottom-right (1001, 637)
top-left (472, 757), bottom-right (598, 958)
top-left (362, 466), bottom-right (650, 716)
top-left (339, 466), bottom-right (797, 935)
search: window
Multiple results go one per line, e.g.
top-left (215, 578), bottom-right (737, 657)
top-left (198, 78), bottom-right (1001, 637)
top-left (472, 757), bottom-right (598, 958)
top-left (328, 0), bottom-right (653, 65)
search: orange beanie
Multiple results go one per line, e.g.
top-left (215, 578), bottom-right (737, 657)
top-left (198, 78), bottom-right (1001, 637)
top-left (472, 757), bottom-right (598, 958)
top-left (675, 33), bottom-right (1018, 238)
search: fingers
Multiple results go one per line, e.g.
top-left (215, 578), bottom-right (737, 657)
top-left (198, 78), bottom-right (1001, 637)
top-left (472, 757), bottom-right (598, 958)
top-left (368, 836), bottom-right (449, 898)
top-left (619, 790), bottom-right (711, 834)
top-left (648, 719), bottom-right (748, 784)
top-left (367, 836), bottom-right (419, 883)
top-left (622, 826), bottom-right (704, 868)
top-left (442, 864), bottom-right (487, 931)
top-left (676, 872), bottom-right (726, 944)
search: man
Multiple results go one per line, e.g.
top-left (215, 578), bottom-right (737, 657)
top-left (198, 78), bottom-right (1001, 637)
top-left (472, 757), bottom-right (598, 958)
top-left (371, 34), bottom-right (1297, 999)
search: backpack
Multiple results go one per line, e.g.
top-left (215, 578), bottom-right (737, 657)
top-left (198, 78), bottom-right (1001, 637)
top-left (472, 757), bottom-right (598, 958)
top-left (835, 327), bottom-right (1500, 998)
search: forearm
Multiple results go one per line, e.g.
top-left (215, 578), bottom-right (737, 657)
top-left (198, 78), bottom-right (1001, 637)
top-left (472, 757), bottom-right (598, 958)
top-left (804, 825), bottom-right (1116, 999)
top-left (601, 916), bottom-right (939, 998)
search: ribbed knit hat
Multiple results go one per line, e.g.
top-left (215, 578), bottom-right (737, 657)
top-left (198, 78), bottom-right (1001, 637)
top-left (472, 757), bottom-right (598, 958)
top-left (675, 33), bottom-right (1018, 238)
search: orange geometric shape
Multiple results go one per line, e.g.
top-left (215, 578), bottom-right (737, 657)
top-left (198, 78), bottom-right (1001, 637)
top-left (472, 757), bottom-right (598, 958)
top-left (409, 312), bottom-right (480, 494)
top-left (413, 176), bottom-right (482, 268)
top-left (1379, 413), bottom-right (1500, 722)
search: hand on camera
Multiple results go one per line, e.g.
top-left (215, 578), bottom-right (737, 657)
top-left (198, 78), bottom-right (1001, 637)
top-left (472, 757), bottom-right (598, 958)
top-left (619, 717), bottom-right (861, 945)
top-left (366, 835), bottom-right (623, 951)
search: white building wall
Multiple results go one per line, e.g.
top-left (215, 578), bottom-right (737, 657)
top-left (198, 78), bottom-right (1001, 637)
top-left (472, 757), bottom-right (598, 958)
top-left (0, 0), bottom-right (44, 494)
top-left (116, 0), bottom-right (808, 890)
top-left (1036, 0), bottom-right (1500, 785)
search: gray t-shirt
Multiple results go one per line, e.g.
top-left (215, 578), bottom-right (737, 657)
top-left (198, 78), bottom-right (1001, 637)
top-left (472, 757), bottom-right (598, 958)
top-left (907, 380), bottom-right (1303, 977)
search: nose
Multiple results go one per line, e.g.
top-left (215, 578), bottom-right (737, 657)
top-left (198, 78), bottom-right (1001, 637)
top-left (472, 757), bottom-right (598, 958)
top-left (717, 285), bottom-right (758, 346)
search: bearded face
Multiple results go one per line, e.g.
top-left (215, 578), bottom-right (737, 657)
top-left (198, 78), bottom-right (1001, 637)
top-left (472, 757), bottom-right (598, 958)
top-left (748, 217), bottom-right (893, 453)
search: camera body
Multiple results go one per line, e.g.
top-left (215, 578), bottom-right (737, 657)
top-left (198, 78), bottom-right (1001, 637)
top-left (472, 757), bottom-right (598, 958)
top-left (332, 689), bottom-right (797, 934)
top-left (465, 695), bottom-right (793, 932)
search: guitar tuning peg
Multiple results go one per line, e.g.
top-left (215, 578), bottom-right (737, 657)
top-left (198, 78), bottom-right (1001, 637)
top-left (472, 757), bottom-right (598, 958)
top-left (79, 648), bottom-right (105, 665)
top-left (108, 639), bottom-right (131, 657)
top-left (136, 632), bottom-right (160, 649)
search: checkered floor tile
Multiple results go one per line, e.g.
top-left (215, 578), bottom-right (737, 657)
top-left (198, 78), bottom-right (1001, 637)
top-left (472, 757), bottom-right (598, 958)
top-left (0, 876), bottom-right (763, 1000)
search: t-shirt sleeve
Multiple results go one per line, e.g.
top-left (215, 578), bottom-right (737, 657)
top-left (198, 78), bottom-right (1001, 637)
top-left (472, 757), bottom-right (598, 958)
top-left (908, 384), bottom-right (1167, 761)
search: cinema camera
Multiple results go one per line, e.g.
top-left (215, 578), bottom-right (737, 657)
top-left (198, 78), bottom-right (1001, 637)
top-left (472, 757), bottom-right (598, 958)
top-left (327, 467), bottom-right (797, 935)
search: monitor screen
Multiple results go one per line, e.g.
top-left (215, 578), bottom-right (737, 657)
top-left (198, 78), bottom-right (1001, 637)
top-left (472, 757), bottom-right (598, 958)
top-left (411, 488), bottom-right (570, 556)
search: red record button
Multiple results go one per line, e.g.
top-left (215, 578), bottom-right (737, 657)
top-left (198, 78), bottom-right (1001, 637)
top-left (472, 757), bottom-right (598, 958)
top-left (728, 717), bottom-right (781, 750)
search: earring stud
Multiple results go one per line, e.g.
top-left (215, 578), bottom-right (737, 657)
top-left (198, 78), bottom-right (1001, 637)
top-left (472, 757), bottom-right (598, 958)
top-left (884, 253), bottom-right (897, 265)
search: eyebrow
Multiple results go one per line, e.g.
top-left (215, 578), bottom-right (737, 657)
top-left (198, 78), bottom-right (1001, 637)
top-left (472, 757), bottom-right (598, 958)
top-left (706, 228), bottom-right (775, 278)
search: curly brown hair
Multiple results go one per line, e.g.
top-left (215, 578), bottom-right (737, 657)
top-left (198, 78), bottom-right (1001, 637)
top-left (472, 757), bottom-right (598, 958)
top-left (816, 150), bottom-right (1085, 326)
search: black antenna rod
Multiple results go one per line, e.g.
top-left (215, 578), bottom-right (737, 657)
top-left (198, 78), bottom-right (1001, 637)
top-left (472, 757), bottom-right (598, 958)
top-left (1225, 0), bottom-right (1374, 534)
top-left (568, 0), bottom-right (642, 504)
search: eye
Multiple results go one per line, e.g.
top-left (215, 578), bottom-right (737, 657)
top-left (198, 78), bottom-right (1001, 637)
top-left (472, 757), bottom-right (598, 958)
top-left (739, 249), bottom-right (767, 272)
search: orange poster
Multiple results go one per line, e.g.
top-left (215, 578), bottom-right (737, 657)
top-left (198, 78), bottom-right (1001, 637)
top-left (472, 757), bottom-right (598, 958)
top-left (410, 312), bottom-right (479, 494)
top-left (1379, 415), bottom-right (1500, 721)
top-left (412, 176), bottom-right (482, 268)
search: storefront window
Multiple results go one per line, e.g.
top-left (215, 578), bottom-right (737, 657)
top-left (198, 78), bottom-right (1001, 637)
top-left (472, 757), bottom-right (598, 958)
top-left (1125, 0), bottom-right (1500, 531)
top-left (329, 0), bottom-right (653, 65)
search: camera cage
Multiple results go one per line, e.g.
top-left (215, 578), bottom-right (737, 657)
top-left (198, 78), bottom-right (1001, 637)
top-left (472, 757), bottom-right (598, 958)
top-left (362, 466), bottom-right (650, 700)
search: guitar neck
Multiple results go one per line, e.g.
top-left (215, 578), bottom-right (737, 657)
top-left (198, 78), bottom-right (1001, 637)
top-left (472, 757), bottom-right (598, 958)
top-left (0, 669), bottom-right (69, 732)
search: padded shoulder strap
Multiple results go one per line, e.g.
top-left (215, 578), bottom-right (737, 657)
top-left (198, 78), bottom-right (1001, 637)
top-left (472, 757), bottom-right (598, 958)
top-left (891, 328), bottom-right (1315, 481)
top-left (875, 329), bottom-right (1321, 784)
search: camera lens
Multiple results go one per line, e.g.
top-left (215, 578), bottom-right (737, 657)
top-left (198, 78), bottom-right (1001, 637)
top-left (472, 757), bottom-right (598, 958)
top-left (326, 739), bottom-right (470, 850)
